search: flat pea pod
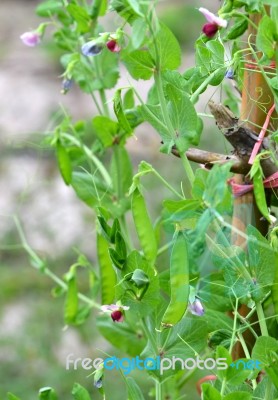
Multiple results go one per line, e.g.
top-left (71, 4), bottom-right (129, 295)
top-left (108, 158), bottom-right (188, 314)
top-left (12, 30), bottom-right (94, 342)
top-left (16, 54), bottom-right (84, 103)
top-left (131, 188), bottom-right (157, 264)
top-left (97, 233), bottom-right (116, 304)
top-left (223, 18), bottom-right (248, 41)
top-left (161, 231), bottom-right (189, 327)
top-left (253, 169), bottom-right (271, 223)
top-left (271, 229), bottom-right (278, 322)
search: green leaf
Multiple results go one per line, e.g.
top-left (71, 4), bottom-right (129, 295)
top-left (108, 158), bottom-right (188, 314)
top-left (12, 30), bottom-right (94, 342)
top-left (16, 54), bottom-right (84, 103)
top-left (126, 0), bottom-right (144, 17)
top-left (150, 22), bottom-right (181, 71)
top-left (7, 394), bottom-right (21, 400)
top-left (165, 84), bottom-right (198, 151)
top-left (56, 141), bottom-right (72, 185)
top-left (92, 116), bottom-right (119, 148)
top-left (256, 15), bottom-right (277, 59)
top-left (90, 49), bottom-right (119, 90)
top-left (71, 383), bottom-right (91, 400)
top-left (67, 4), bottom-right (91, 33)
top-left (252, 336), bottom-right (278, 365)
top-left (247, 225), bottom-right (276, 301)
top-left (126, 377), bottom-right (145, 400)
top-left (203, 163), bottom-right (232, 210)
top-left (131, 18), bottom-right (147, 49)
top-left (96, 314), bottom-right (146, 356)
top-left (223, 392), bottom-right (252, 400)
top-left (202, 384), bottom-right (222, 400)
top-left (113, 89), bottom-right (133, 135)
top-left (38, 387), bottom-right (58, 400)
top-left (216, 346), bottom-right (232, 380)
top-left (226, 359), bottom-right (258, 386)
top-left (139, 104), bottom-right (170, 148)
top-left (36, 0), bottom-right (62, 17)
top-left (119, 251), bottom-right (160, 317)
top-left (122, 50), bottom-right (154, 80)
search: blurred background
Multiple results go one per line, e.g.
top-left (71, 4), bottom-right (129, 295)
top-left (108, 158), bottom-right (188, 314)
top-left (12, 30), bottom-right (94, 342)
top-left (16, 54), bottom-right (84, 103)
top-left (0, 0), bottom-right (229, 398)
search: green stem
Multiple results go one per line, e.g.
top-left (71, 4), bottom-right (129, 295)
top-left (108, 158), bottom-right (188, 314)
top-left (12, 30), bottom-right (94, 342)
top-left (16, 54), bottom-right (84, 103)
top-left (190, 68), bottom-right (225, 104)
top-left (237, 331), bottom-right (257, 390)
top-left (157, 241), bottom-right (173, 257)
top-left (141, 318), bottom-right (157, 354)
top-left (180, 152), bottom-right (195, 188)
top-left (156, 380), bottom-right (162, 400)
top-left (62, 133), bottom-right (112, 186)
top-left (256, 301), bottom-right (269, 336)
top-left (152, 170), bottom-right (184, 199)
top-left (13, 216), bottom-right (101, 310)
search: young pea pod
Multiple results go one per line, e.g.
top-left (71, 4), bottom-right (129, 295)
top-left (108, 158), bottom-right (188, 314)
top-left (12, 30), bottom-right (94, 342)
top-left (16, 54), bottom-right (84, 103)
top-left (270, 228), bottom-right (278, 322)
top-left (131, 188), bottom-right (157, 264)
top-left (97, 233), bottom-right (117, 304)
top-left (161, 231), bottom-right (189, 327)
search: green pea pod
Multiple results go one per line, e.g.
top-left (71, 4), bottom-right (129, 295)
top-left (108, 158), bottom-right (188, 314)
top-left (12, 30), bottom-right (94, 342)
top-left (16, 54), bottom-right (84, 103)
top-left (131, 188), bottom-right (157, 264)
top-left (270, 228), bottom-right (278, 322)
top-left (223, 19), bottom-right (248, 41)
top-left (97, 233), bottom-right (116, 304)
top-left (161, 231), bottom-right (189, 327)
top-left (253, 169), bottom-right (271, 223)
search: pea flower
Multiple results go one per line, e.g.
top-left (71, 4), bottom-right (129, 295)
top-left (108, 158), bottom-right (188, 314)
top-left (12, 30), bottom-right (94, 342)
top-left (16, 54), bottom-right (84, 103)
top-left (106, 39), bottom-right (121, 53)
top-left (20, 31), bottom-right (41, 47)
top-left (61, 78), bottom-right (73, 94)
top-left (225, 68), bottom-right (234, 79)
top-left (81, 40), bottom-right (104, 56)
top-left (101, 304), bottom-right (129, 322)
top-left (199, 7), bottom-right (227, 38)
top-left (188, 299), bottom-right (204, 316)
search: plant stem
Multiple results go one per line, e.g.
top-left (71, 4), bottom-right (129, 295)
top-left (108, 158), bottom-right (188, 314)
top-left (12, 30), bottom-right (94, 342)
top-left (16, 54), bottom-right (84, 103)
top-left (190, 68), bottom-right (224, 104)
top-left (62, 133), bottom-right (112, 187)
top-left (157, 241), bottom-right (173, 257)
top-left (180, 152), bottom-right (195, 188)
top-left (237, 331), bottom-right (257, 390)
top-left (156, 379), bottom-right (162, 400)
top-left (141, 318), bottom-right (157, 354)
top-left (13, 216), bottom-right (101, 310)
top-left (256, 301), bottom-right (269, 336)
top-left (152, 170), bottom-right (184, 199)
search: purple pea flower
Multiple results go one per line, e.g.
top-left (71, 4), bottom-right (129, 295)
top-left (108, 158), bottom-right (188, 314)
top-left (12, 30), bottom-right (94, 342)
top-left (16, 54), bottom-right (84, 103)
top-left (225, 68), bottom-right (234, 79)
top-left (101, 304), bottom-right (129, 323)
top-left (188, 299), bottom-right (204, 316)
top-left (106, 39), bottom-right (121, 53)
top-left (81, 40), bottom-right (104, 56)
top-left (20, 31), bottom-right (41, 47)
top-left (61, 78), bottom-right (73, 94)
top-left (199, 7), bottom-right (227, 38)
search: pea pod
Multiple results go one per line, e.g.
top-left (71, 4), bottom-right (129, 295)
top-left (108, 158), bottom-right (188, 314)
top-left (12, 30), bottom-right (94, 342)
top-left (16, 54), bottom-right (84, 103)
top-left (252, 169), bottom-right (271, 223)
top-left (97, 233), bottom-right (116, 304)
top-left (131, 188), bottom-right (157, 264)
top-left (223, 19), bottom-right (248, 41)
top-left (270, 228), bottom-right (278, 322)
top-left (161, 231), bottom-right (189, 327)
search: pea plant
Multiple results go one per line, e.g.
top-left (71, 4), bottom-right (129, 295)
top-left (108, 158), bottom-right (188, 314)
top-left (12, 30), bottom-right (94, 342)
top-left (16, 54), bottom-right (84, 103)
top-left (13, 0), bottom-right (278, 399)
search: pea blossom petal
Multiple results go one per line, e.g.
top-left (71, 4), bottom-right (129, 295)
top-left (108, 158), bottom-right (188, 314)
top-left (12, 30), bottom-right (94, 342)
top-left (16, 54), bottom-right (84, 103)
top-left (81, 40), bottom-right (103, 56)
top-left (20, 31), bottom-right (41, 47)
top-left (202, 23), bottom-right (219, 38)
top-left (199, 7), bottom-right (227, 28)
top-left (188, 299), bottom-right (204, 316)
top-left (106, 40), bottom-right (121, 53)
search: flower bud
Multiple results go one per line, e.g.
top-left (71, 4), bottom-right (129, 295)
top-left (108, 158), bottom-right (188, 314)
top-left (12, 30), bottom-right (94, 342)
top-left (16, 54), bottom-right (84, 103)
top-left (188, 299), bottom-right (204, 316)
top-left (202, 23), bottom-right (219, 38)
top-left (81, 40), bottom-right (104, 56)
top-left (111, 310), bottom-right (124, 322)
top-left (20, 31), bottom-right (41, 47)
top-left (106, 40), bottom-right (121, 53)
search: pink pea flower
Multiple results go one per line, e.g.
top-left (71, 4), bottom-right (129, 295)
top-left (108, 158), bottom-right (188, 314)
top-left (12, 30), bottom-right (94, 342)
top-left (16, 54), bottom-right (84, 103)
top-left (101, 304), bottom-right (129, 322)
top-left (106, 39), bottom-right (121, 53)
top-left (20, 31), bottom-right (41, 47)
top-left (199, 7), bottom-right (227, 38)
top-left (188, 299), bottom-right (204, 317)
